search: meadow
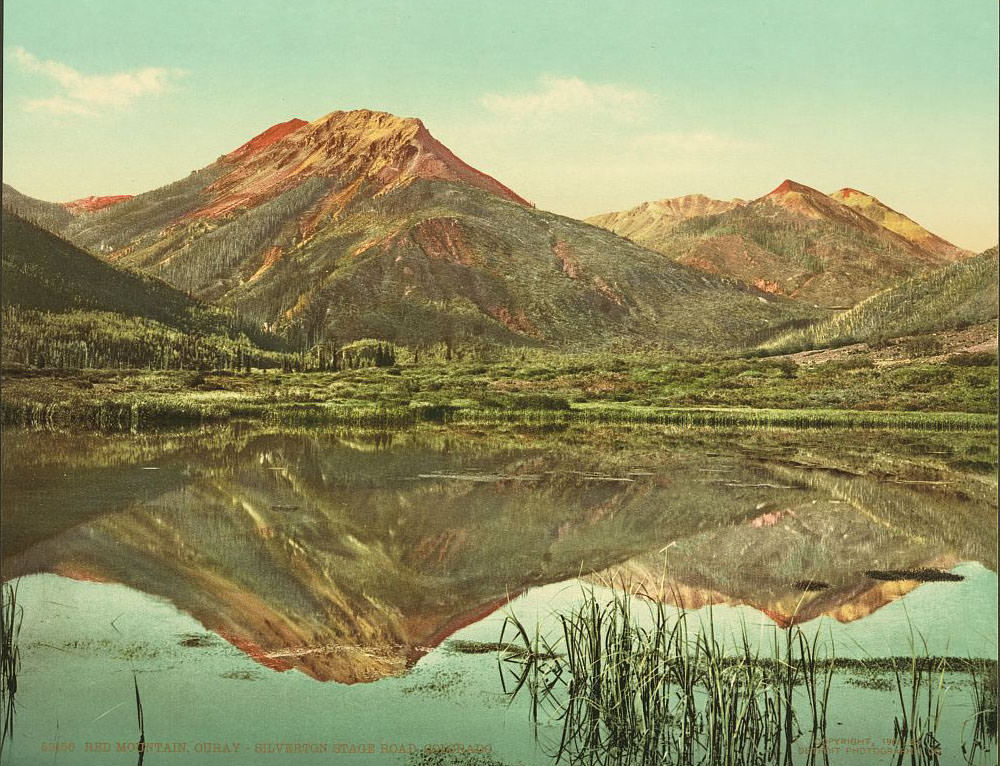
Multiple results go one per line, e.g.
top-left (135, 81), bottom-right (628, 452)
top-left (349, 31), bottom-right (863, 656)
top-left (2, 344), bottom-right (996, 432)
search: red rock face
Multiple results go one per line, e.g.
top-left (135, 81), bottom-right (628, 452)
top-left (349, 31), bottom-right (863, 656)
top-left (223, 118), bottom-right (308, 162)
top-left (766, 179), bottom-right (816, 197)
top-left (192, 109), bottom-right (528, 220)
top-left (61, 195), bottom-right (133, 214)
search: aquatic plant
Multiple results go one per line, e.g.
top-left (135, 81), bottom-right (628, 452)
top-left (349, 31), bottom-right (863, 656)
top-left (498, 584), bottom-right (836, 766)
top-left (962, 658), bottom-right (998, 764)
top-left (134, 674), bottom-right (145, 766)
top-left (0, 582), bottom-right (22, 759)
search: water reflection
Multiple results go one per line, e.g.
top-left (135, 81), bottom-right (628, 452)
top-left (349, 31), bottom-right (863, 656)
top-left (1, 425), bottom-right (996, 683)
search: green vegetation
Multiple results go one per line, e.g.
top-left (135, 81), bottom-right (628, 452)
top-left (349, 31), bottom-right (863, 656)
top-left (63, 174), bottom-right (820, 351)
top-left (2, 348), bottom-right (996, 431)
top-left (499, 586), bottom-right (998, 766)
top-left (140, 177), bottom-right (332, 296)
top-left (499, 586), bottom-right (834, 766)
top-left (636, 195), bottom-right (934, 307)
top-left (60, 165), bottom-right (228, 253)
top-left (0, 582), bottom-right (21, 760)
top-left (134, 674), bottom-right (146, 766)
top-left (1, 308), bottom-right (288, 372)
top-left (760, 248), bottom-right (999, 354)
top-left (964, 659), bottom-right (998, 763)
top-left (1, 183), bottom-right (74, 234)
top-left (1, 210), bottom-right (213, 328)
top-left (888, 631), bottom-right (949, 765)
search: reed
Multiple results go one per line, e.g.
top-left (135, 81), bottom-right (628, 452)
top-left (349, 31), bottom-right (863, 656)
top-left (888, 627), bottom-right (949, 766)
top-left (0, 582), bottom-right (22, 760)
top-left (498, 585), bottom-right (835, 766)
top-left (962, 658), bottom-right (997, 764)
top-left (134, 674), bottom-right (145, 766)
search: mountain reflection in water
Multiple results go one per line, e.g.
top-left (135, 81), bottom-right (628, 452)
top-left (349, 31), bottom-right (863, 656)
top-left (2, 425), bottom-right (996, 683)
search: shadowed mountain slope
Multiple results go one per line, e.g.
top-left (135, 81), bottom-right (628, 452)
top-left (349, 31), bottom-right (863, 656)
top-left (1, 209), bottom-right (210, 330)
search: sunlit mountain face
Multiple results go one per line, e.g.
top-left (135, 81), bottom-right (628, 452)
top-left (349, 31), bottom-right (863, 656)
top-left (3, 425), bottom-right (994, 683)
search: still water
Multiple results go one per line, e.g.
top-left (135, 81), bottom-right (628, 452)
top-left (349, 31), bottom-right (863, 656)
top-left (1, 424), bottom-right (996, 764)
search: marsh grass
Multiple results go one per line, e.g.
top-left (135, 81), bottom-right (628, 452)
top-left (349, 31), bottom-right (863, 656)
top-left (498, 583), bottom-right (836, 766)
top-left (3, 394), bottom-right (993, 433)
top-left (0, 582), bottom-right (22, 760)
top-left (889, 651), bottom-right (948, 765)
top-left (962, 659), bottom-right (997, 764)
top-left (134, 674), bottom-right (145, 766)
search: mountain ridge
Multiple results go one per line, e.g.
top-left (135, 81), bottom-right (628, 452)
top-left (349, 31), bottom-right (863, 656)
top-left (589, 179), bottom-right (969, 307)
top-left (13, 108), bottom-right (817, 351)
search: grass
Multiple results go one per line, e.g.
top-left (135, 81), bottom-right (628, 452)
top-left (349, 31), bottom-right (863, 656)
top-left (498, 584), bottom-right (837, 766)
top-left (134, 674), bottom-right (145, 766)
top-left (2, 346), bottom-right (996, 431)
top-left (0, 582), bottom-right (22, 760)
top-left (889, 653), bottom-right (948, 765)
top-left (498, 585), bottom-right (998, 766)
top-left (963, 659), bottom-right (998, 765)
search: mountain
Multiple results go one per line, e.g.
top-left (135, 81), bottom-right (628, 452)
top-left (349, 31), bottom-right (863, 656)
top-left (829, 188), bottom-right (970, 261)
top-left (590, 180), bottom-right (965, 308)
top-left (1, 209), bottom-right (209, 330)
top-left (45, 110), bottom-right (816, 351)
top-left (760, 246), bottom-right (998, 354)
top-left (585, 193), bottom-right (746, 251)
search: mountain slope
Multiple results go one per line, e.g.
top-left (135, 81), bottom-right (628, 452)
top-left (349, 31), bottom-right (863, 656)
top-left (829, 188), bottom-right (970, 261)
top-left (590, 180), bottom-right (963, 307)
top-left (759, 246), bottom-right (998, 353)
top-left (62, 195), bottom-right (133, 214)
top-left (50, 110), bottom-right (818, 351)
top-left (1, 209), bottom-right (210, 330)
top-left (1, 183), bottom-right (75, 234)
top-left (585, 194), bottom-right (745, 251)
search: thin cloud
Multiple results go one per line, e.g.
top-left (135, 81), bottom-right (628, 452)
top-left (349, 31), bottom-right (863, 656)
top-left (10, 46), bottom-right (184, 116)
top-left (481, 75), bottom-right (653, 120)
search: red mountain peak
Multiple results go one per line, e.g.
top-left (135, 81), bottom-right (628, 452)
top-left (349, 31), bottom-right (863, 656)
top-left (224, 118), bottom-right (308, 161)
top-left (767, 179), bottom-right (818, 197)
top-left (834, 187), bottom-right (866, 199)
top-left (195, 109), bottom-right (527, 220)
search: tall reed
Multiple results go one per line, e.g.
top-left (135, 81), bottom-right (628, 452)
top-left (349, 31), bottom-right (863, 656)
top-left (0, 582), bottom-right (22, 760)
top-left (498, 584), bottom-right (835, 766)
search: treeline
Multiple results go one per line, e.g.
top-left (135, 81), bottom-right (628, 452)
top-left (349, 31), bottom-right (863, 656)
top-left (0, 308), bottom-right (405, 373)
top-left (672, 207), bottom-right (906, 274)
top-left (1, 308), bottom-right (287, 371)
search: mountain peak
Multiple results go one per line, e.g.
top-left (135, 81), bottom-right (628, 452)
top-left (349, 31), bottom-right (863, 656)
top-left (830, 187), bottom-right (969, 260)
top-left (767, 179), bottom-right (820, 197)
top-left (195, 108), bottom-right (527, 219)
top-left (833, 187), bottom-right (868, 199)
top-left (224, 118), bottom-right (308, 161)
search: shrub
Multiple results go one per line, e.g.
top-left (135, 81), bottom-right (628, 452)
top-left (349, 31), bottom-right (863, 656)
top-left (947, 351), bottom-right (998, 367)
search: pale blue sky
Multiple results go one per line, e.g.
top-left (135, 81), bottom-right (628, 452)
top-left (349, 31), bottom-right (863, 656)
top-left (3, 0), bottom-right (997, 249)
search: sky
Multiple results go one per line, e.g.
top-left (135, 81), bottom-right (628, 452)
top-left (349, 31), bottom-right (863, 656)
top-left (3, 0), bottom-right (998, 250)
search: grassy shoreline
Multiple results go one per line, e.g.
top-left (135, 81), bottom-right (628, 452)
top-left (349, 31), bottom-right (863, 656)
top-left (2, 394), bottom-right (995, 432)
top-left (2, 350), bottom-right (995, 432)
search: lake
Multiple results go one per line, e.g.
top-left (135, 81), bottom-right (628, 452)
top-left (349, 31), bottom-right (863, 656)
top-left (1, 423), bottom-right (996, 765)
